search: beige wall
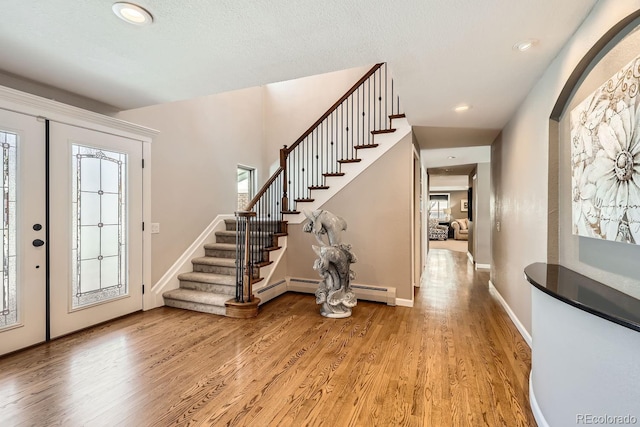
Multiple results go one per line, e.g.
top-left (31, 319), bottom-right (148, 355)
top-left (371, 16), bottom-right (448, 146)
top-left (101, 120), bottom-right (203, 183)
top-left (491, 0), bottom-right (640, 333)
top-left (448, 190), bottom-right (468, 222)
top-left (262, 65), bottom-right (372, 173)
top-left (286, 134), bottom-right (414, 301)
top-left (115, 65), bottom-right (385, 288)
top-left (116, 87), bottom-right (266, 284)
top-left (474, 163), bottom-right (491, 266)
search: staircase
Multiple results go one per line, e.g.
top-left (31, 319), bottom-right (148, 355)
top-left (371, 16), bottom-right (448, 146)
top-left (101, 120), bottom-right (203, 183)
top-left (163, 63), bottom-right (404, 318)
top-left (163, 219), bottom-right (285, 315)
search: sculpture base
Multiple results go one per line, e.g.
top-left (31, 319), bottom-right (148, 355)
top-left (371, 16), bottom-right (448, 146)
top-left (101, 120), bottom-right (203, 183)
top-left (321, 310), bottom-right (352, 318)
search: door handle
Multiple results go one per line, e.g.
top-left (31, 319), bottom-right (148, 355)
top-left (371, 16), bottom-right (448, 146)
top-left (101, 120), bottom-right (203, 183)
top-left (32, 239), bottom-right (45, 247)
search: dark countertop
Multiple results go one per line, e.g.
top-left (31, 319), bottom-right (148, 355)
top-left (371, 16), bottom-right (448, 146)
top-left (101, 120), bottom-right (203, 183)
top-left (524, 263), bottom-right (640, 333)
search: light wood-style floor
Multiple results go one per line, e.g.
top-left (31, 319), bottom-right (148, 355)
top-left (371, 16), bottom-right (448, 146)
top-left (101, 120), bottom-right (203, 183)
top-left (0, 249), bottom-right (536, 426)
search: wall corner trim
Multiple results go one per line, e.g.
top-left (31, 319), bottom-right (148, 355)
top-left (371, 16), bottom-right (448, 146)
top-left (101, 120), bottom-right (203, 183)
top-left (395, 298), bottom-right (414, 307)
top-left (529, 373), bottom-right (550, 427)
top-left (488, 280), bottom-right (532, 347)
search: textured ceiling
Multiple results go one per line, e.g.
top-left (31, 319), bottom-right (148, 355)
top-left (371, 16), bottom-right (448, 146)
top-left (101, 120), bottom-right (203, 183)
top-left (0, 1), bottom-right (597, 135)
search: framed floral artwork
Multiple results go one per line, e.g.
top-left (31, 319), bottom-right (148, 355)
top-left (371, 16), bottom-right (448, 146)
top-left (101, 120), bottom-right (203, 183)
top-left (570, 55), bottom-right (640, 244)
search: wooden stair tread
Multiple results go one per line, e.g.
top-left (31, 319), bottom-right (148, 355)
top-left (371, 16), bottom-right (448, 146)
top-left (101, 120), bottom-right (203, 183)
top-left (337, 159), bottom-right (361, 164)
top-left (323, 172), bottom-right (345, 177)
top-left (389, 113), bottom-right (406, 119)
top-left (282, 210), bottom-right (300, 215)
top-left (295, 198), bottom-right (314, 202)
top-left (308, 185), bottom-right (330, 190)
top-left (254, 260), bottom-right (273, 268)
top-left (354, 144), bottom-right (379, 149)
top-left (371, 128), bottom-right (396, 135)
top-left (264, 246), bottom-right (282, 252)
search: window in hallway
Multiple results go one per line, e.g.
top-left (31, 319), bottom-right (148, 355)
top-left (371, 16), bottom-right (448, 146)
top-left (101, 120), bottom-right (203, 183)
top-left (237, 166), bottom-right (255, 211)
top-left (429, 193), bottom-right (450, 221)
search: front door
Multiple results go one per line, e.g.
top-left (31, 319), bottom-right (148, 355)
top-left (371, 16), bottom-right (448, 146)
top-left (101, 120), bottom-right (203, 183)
top-left (49, 122), bottom-right (143, 338)
top-left (0, 110), bottom-right (46, 355)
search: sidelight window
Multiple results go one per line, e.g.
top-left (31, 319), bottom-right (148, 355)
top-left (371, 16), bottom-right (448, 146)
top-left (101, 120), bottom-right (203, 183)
top-left (0, 131), bottom-right (17, 328)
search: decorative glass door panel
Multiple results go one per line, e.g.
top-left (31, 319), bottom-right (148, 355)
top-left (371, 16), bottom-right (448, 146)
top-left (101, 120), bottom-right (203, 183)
top-left (0, 131), bottom-right (18, 328)
top-left (72, 145), bottom-right (128, 309)
top-left (0, 110), bottom-right (46, 357)
top-left (50, 123), bottom-right (142, 339)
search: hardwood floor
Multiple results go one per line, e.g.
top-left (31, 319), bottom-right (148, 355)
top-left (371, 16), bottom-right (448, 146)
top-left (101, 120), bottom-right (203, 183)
top-left (0, 249), bottom-right (536, 426)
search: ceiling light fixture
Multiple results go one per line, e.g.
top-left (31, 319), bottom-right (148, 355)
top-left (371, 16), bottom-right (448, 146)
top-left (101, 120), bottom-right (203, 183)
top-left (513, 39), bottom-right (538, 52)
top-left (112, 2), bottom-right (153, 26)
top-left (454, 104), bottom-right (471, 113)
top-left (448, 156), bottom-right (456, 159)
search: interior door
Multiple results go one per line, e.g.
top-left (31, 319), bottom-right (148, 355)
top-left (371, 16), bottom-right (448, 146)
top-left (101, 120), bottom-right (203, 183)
top-left (49, 122), bottom-right (143, 338)
top-left (0, 110), bottom-right (46, 356)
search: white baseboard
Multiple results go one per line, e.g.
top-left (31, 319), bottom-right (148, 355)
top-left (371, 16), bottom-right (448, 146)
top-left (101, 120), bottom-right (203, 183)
top-left (146, 214), bottom-right (234, 310)
top-left (467, 251), bottom-right (474, 263)
top-left (395, 298), bottom-right (414, 307)
top-left (475, 263), bottom-right (490, 270)
top-left (287, 278), bottom-right (396, 306)
top-left (529, 373), bottom-right (549, 427)
top-left (488, 280), bottom-right (532, 347)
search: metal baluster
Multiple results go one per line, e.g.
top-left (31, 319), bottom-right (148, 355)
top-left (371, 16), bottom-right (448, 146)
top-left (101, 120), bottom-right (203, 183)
top-left (391, 79), bottom-right (395, 116)
top-left (368, 77), bottom-right (371, 144)
top-left (378, 68), bottom-right (382, 130)
top-left (385, 64), bottom-right (388, 128)
top-left (350, 93), bottom-right (354, 157)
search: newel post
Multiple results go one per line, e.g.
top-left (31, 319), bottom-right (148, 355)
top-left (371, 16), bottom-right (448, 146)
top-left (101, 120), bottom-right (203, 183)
top-left (234, 210), bottom-right (256, 303)
top-left (227, 210), bottom-right (260, 318)
top-left (281, 146), bottom-right (288, 211)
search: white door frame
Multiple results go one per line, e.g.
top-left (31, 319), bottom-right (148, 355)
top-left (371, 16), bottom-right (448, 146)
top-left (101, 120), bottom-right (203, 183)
top-left (0, 86), bottom-right (156, 354)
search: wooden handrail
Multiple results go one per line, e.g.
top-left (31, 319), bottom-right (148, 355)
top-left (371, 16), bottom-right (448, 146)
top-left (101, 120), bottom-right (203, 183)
top-left (243, 62), bottom-right (384, 214)
top-left (285, 63), bottom-right (384, 155)
top-left (244, 167), bottom-right (283, 211)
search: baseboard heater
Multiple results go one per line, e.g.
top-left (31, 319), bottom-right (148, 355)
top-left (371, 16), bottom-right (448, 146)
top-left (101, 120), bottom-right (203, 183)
top-left (284, 278), bottom-right (396, 306)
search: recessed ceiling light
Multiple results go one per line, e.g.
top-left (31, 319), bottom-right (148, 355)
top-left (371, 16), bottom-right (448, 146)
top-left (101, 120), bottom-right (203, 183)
top-left (513, 39), bottom-right (538, 52)
top-left (112, 2), bottom-right (153, 26)
top-left (448, 156), bottom-right (456, 159)
top-left (454, 104), bottom-right (471, 113)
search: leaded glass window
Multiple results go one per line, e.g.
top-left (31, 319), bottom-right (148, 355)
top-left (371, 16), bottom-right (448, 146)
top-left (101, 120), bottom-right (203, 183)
top-left (72, 145), bottom-right (127, 309)
top-left (0, 131), bottom-right (17, 329)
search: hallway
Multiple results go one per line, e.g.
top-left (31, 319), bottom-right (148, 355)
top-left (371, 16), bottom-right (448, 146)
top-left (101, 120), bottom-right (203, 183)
top-left (0, 249), bottom-right (535, 426)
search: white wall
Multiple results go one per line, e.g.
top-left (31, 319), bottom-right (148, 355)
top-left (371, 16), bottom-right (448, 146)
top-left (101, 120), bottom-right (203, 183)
top-left (492, 0), bottom-right (640, 333)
